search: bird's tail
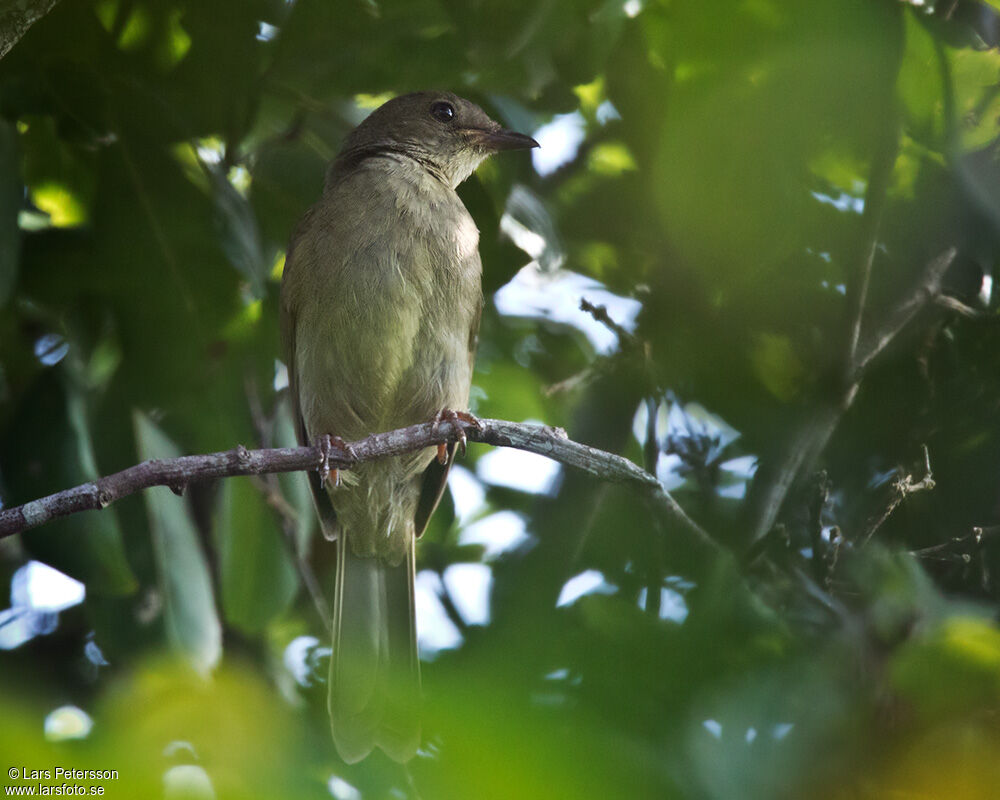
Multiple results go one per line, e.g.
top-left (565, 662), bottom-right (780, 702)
top-left (329, 529), bottom-right (421, 764)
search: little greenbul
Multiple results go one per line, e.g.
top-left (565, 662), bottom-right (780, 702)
top-left (280, 92), bottom-right (537, 763)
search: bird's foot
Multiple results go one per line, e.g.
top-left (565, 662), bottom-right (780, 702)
top-left (315, 434), bottom-right (357, 489)
top-left (431, 409), bottom-right (483, 463)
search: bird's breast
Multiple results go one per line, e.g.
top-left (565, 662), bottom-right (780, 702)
top-left (293, 162), bottom-right (482, 443)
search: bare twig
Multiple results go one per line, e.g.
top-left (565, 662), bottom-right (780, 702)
top-left (747, 401), bottom-right (848, 545)
top-left (0, 418), bottom-right (715, 551)
top-left (748, 247), bottom-right (957, 545)
top-left (911, 525), bottom-right (1000, 561)
top-left (250, 473), bottom-right (331, 628)
top-left (580, 297), bottom-right (635, 346)
top-left (747, 57), bottom-right (921, 548)
top-left (843, 117), bottom-right (901, 372)
top-left (851, 248), bottom-right (957, 379)
top-left (934, 294), bottom-right (981, 318)
top-left (861, 445), bottom-right (935, 544)
top-left (544, 298), bottom-right (642, 396)
top-left (249, 474), bottom-right (301, 524)
top-left (808, 470), bottom-right (830, 582)
top-left (545, 368), bottom-right (596, 396)
top-left (243, 375), bottom-right (330, 627)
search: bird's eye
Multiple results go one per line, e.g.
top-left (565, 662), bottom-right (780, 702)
top-left (430, 101), bottom-right (456, 123)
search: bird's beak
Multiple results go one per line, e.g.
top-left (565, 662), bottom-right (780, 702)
top-left (474, 128), bottom-right (540, 151)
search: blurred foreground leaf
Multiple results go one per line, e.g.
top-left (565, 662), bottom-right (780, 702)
top-left (891, 615), bottom-right (1000, 719)
top-left (213, 475), bottom-right (298, 634)
top-left (134, 411), bottom-right (221, 675)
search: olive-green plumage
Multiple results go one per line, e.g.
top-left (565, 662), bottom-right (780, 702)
top-left (280, 91), bottom-right (536, 763)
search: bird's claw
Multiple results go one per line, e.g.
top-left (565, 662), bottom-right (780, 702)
top-left (436, 442), bottom-right (450, 465)
top-left (316, 434), bottom-right (333, 486)
top-left (432, 409), bottom-right (481, 461)
top-left (455, 409), bottom-right (484, 430)
top-left (315, 434), bottom-right (356, 489)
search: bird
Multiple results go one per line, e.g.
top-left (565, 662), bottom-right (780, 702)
top-left (279, 91), bottom-right (538, 763)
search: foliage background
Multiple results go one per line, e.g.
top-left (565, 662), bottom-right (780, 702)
top-left (2, 0), bottom-right (1000, 797)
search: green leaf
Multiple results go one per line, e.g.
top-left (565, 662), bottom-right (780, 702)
top-left (4, 370), bottom-right (136, 595)
top-left (473, 361), bottom-right (551, 423)
top-left (64, 388), bottom-right (137, 594)
top-left (0, 120), bottom-right (20, 307)
top-left (213, 476), bottom-right (298, 634)
top-left (273, 399), bottom-right (316, 557)
top-left (950, 45), bottom-right (1000, 151)
top-left (134, 411), bottom-right (222, 675)
top-left (212, 169), bottom-right (267, 298)
top-left (898, 11), bottom-right (946, 146)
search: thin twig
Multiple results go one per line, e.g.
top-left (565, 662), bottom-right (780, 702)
top-left (748, 247), bottom-right (957, 545)
top-left (0, 418), bottom-right (716, 551)
top-left (746, 59), bottom-right (909, 547)
top-left (934, 294), bottom-right (981, 318)
top-left (851, 248), bottom-right (957, 379)
top-left (250, 473), bottom-right (331, 628)
top-left (249, 475), bottom-right (301, 523)
top-left (243, 375), bottom-right (330, 626)
top-left (911, 526), bottom-right (1000, 562)
top-left (808, 471), bottom-right (830, 583)
top-left (281, 521), bottom-right (331, 629)
top-left (545, 368), bottom-right (596, 396)
top-left (844, 117), bottom-right (901, 373)
top-left (580, 297), bottom-right (634, 346)
top-left (861, 445), bottom-right (935, 544)
top-left (544, 299), bottom-right (640, 395)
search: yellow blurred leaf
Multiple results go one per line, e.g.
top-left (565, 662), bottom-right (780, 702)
top-left (269, 250), bottom-right (286, 281)
top-left (573, 76), bottom-right (606, 115)
top-left (30, 182), bottom-right (87, 227)
top-left (354, 92), bottom-right (395, 109)
top-left (750, 333), bottom-right (805, 401)
top-left (891, 616), bottom-right (1000, 719)
top-left (118, 5), bottom-right (152, 50)
top-left (158, 9), bottom-right (191, 69)
top-left (588, 142), bottom-right (637, 176)
top-left (856, 724), bottom-right (1000, 800)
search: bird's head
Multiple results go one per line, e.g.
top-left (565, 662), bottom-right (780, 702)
top-left (337, 91), bottom-right (539, 188)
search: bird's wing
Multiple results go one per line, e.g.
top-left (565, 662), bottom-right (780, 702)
top-left (280, 230), bottom-right (341, 540)
top-left (414, 443), bottom-right (456, 538)
top-left (413, 289), bottom-right (483, 538)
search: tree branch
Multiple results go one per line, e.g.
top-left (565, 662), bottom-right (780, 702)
top-left (0, 0), bottom-right (60, 60)
top-left (911, 525), bottom-right (1000, 561)
top-left (746, 246), bottom-right (957, 545)
top-left (0, 417), bottom-right (715, 550)
top-left (843, 115), bottom-right (901, 373)
top-left (861, 445), bottom-right (935, 544)
top-left (851, 247), bottom-right (957, 379)
top-left (580, 297), bottom-right (636, 348)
